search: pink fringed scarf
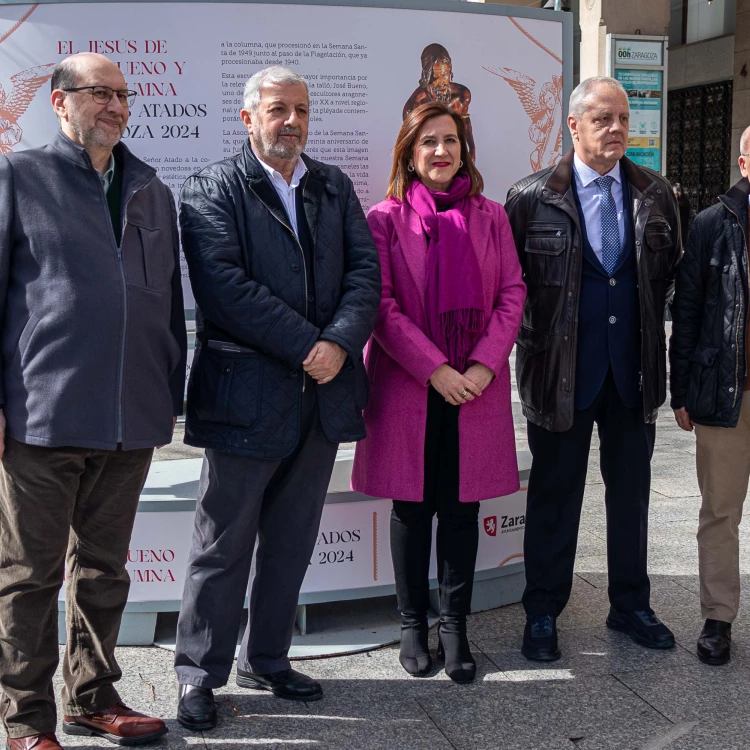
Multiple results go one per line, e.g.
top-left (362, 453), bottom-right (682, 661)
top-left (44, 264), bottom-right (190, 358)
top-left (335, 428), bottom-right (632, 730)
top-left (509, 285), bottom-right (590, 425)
top-left (405, 174), bottom-right (485, 372)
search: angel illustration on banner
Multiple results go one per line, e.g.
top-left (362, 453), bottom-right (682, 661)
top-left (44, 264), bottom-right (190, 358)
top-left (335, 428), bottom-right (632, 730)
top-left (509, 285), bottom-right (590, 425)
top-left (484, 67), bottom-right (562, 172)
top-left (484, 17), bottom-right (564, 172)
top-left (0, 4), bottom-right (54, 154)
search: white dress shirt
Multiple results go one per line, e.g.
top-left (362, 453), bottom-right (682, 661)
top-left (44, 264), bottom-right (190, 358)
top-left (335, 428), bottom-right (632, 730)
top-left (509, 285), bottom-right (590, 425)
top-left (256, 154), bottom-right (308, 237)
top-left (573, 153), bottom-right (626, 264)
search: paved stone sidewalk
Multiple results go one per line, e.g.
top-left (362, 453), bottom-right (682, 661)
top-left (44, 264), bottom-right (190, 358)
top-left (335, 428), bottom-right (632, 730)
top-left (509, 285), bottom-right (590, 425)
top-left (6, 335), bottom-right (750, 748)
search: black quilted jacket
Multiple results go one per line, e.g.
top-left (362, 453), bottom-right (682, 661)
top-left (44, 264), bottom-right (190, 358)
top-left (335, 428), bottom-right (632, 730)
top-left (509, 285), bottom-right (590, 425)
top-left (180, 141), bottom-right (381, 457)
top-left (670, 178), bottom-right (750, 427)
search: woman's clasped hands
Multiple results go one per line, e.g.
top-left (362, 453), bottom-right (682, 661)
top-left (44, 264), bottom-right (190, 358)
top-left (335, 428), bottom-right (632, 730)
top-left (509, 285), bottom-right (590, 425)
top-left (429, 362), bottom-right (494, 406)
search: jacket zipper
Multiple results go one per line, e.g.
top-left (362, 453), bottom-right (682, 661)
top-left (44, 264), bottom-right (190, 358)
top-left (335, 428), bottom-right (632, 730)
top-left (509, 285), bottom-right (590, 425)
top-left (99, 176), bottom-right (153, 443)
top-left (247, 175), bottom-right (310, 392)
top-left (722, 203), bottom-right (747, 406)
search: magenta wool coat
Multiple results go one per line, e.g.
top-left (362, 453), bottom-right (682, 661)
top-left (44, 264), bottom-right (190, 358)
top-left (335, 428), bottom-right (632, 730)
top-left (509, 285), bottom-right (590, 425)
top-left (351, 193), bottom-right (526, 503)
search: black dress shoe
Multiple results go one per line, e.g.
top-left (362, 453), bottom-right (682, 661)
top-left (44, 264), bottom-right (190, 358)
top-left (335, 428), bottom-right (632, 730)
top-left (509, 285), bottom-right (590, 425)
top-left (399, 617), bottom-right (432, 677)
top-left (606, 607), bottom-right (675, 649)
top-left (236, 668), bottom-right (323, 702)
top-left (177, 684), bottom-right (217, 731)
top-left (697, 619), bottom-right (731, 665)
top-left (521, 615), bottom-right (561, 662)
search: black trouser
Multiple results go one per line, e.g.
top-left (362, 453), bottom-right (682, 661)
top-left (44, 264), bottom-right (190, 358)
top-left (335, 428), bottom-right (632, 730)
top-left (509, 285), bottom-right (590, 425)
top-left (391, 387), bottom-right (479, 622)
top-left (175, 387), bottom-right (338, 685)
top-left (523, 371), bottom-right (655, 617)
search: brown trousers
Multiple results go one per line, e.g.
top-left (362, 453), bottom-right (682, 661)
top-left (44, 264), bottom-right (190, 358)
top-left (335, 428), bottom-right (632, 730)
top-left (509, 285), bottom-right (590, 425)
top-left (695, 395), bottom-right (750, 623)
top-left (0, 438), bottom-right (152, 738)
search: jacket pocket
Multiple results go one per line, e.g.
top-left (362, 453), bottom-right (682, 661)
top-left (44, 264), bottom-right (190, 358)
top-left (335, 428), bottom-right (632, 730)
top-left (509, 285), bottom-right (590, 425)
top-left (17, 314), bottom-right (41, 370)
top-left (137, 226), bottom-right (167, 289)
top-left (515, 326), bottom-right (548, 414)
top-left (645, 217), bottom-right (672, 280)
top-left (123, 222), bottom-right (168, 291)
top-left (524, 222), bottom-right (568, 287)
top-left (687, 345), bottom-right (720, 418)
top-left (189, 346), bottom-right (261, 428)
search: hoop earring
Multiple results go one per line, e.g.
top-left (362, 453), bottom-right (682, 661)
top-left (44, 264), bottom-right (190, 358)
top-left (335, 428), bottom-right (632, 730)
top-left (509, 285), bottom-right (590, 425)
top-left (460, 160), bottom-right (464, 167)
top-left (407, 164), bottom-right (415, 172)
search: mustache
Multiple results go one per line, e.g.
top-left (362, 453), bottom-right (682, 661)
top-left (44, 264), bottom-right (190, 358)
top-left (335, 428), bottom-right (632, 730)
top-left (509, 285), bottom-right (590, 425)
top-left (97, 114), bottom-right (124, 125)
top-left (277, 127), bottom-right (302, 137)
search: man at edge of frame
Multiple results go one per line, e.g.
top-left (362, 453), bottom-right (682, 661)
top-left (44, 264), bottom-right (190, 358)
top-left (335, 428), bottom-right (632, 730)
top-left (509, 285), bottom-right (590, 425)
top-left (0, 52), bottom-right (187, 750)
top-left (670, 125), bottom-right (750, 667)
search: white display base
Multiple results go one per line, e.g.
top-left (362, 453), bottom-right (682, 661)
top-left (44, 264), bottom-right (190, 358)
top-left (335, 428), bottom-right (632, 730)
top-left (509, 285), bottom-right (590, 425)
top-left (154, 597), bottom-right (441, 659)
top-left (57, 449), bottom-right (531, 647)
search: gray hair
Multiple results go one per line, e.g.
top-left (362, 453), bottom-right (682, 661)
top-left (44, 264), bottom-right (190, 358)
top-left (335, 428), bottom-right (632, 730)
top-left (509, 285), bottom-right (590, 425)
top-left (569, 76), bottom-right (628, 119)
top-left (243, 66), bottom-right (309, 112)
top-left (50, 57), bottom-right (80, 93)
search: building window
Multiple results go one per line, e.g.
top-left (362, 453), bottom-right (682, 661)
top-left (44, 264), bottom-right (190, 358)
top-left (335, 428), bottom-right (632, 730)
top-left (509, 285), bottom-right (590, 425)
top-left (670, 0), bottom-right (736, 46)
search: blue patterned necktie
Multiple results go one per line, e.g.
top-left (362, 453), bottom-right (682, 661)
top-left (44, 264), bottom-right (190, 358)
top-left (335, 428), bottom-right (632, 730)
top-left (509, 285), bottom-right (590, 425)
top-left (596, 175), bottom-right (620, 276)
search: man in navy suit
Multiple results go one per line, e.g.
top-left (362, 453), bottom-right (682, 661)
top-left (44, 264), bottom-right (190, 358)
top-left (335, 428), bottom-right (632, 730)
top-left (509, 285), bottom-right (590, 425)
top-left (505, 77), bottom-right (682, 660)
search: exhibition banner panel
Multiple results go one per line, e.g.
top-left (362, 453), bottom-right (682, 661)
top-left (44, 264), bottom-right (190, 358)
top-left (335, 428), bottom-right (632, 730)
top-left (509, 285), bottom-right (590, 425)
top-left (56, 489), bottom-right (526, 602)
top-left (0, 2), bottom-right (566, 308)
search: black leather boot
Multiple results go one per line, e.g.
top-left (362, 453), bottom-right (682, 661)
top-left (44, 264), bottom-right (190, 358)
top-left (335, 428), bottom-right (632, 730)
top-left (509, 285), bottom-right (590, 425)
top-left (434, 500), bottom-right (479, 684)
top-left (697, 619), bottom-right (731, 665)
top-left (399, 616), bottom-right (432, 676)
top-left (436, 618), bottom-right (476, 683)
top-left (391, 501), bottom-right (434, 677)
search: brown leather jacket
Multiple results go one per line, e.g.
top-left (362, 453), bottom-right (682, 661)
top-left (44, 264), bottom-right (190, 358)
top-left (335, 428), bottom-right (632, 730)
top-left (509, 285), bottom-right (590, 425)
top-left (505, 150), bottom-right (682, 432)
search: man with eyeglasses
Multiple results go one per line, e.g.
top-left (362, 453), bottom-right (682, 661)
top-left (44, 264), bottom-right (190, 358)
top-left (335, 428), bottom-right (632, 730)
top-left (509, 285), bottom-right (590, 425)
top-left (671, 125), bottom-right (750, 667)
top-left (0, 53), bottom-right (186, 749)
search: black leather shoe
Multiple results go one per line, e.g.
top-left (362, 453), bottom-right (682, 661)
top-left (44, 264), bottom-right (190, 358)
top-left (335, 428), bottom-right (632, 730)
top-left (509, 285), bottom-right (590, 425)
top-left (697, 619), bottom-right (731, 665)
top-left (399, 618), bottom-right (432, 677)
top-left (236, 668), bottom-right (323, 702)
top-left (177, 684), bottom-right (217, 731)
top-left (606, 607), bottom-right (675, 649)
top-left (521, 615), bottom-right (561, 662)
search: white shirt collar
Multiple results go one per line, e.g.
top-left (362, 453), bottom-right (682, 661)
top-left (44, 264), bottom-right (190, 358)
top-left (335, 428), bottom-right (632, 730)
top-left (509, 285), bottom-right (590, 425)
top-left (256, 153), bottom-right (307, 190)
top-left (573, 152), bottom-right (622, 188)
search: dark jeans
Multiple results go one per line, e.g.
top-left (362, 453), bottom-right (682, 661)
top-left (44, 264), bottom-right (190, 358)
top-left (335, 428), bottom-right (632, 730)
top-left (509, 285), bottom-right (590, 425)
top-left (0, 438), bottom-right (153, 738)
top-left (175, 388), bottom-right (338, 686)
top-left (391, 387), bottom-right (479, 622)
top-left (523, 371), bottom-right (655, 617)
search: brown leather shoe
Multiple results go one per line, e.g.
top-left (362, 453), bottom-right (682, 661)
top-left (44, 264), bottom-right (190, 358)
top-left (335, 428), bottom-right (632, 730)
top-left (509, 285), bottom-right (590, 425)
top-left (6, 734), bottom-right (62, 750)
top-left (62, 702), bottom-right (168, 746)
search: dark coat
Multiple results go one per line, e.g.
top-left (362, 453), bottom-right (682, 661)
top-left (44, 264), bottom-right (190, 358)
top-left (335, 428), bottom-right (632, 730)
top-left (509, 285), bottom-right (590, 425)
top-left (670, 178), bottom-right (750, 427)
top-left (179, 141), bottom-right (381, 458)
top-left (505, 150), bottom-right (682, 432)
top-left (0, 131), bottom-right (187, 450)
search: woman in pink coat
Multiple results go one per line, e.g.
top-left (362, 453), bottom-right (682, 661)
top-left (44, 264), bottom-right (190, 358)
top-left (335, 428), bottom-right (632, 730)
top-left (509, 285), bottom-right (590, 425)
top-left (352, 102), bottom-right (526, 683)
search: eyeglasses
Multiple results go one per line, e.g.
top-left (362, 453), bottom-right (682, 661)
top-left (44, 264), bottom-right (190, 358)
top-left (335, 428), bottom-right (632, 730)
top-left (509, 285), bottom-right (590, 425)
top-left (63, 86), bottom-right (137, 108)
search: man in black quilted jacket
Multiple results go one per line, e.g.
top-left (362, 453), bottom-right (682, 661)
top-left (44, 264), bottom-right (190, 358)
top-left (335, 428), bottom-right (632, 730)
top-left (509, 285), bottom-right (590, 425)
top-left (670, 125), bottom-right (750, 668)
top-left (174, 66), bottom-right (380, 729)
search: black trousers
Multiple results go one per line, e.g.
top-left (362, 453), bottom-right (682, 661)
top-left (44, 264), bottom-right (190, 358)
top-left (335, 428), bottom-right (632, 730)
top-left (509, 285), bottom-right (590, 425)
top-left (391, 387), bottom-right (479, 621)
top-left (523, 371), bottom-right (655, 617)
top-left (175, 387), bottom-right (338, 686)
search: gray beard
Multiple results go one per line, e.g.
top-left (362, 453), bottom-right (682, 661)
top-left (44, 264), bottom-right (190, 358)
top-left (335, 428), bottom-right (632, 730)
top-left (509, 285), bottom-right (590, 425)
top-left (69, 112), bottom-right (124, 151)
top-left (253, 126), bottom-right (304, 163)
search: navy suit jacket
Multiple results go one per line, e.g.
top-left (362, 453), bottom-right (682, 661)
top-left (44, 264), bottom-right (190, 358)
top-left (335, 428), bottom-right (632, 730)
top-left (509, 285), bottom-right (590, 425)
top-left (572, 178), bottom-right (641, 411)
